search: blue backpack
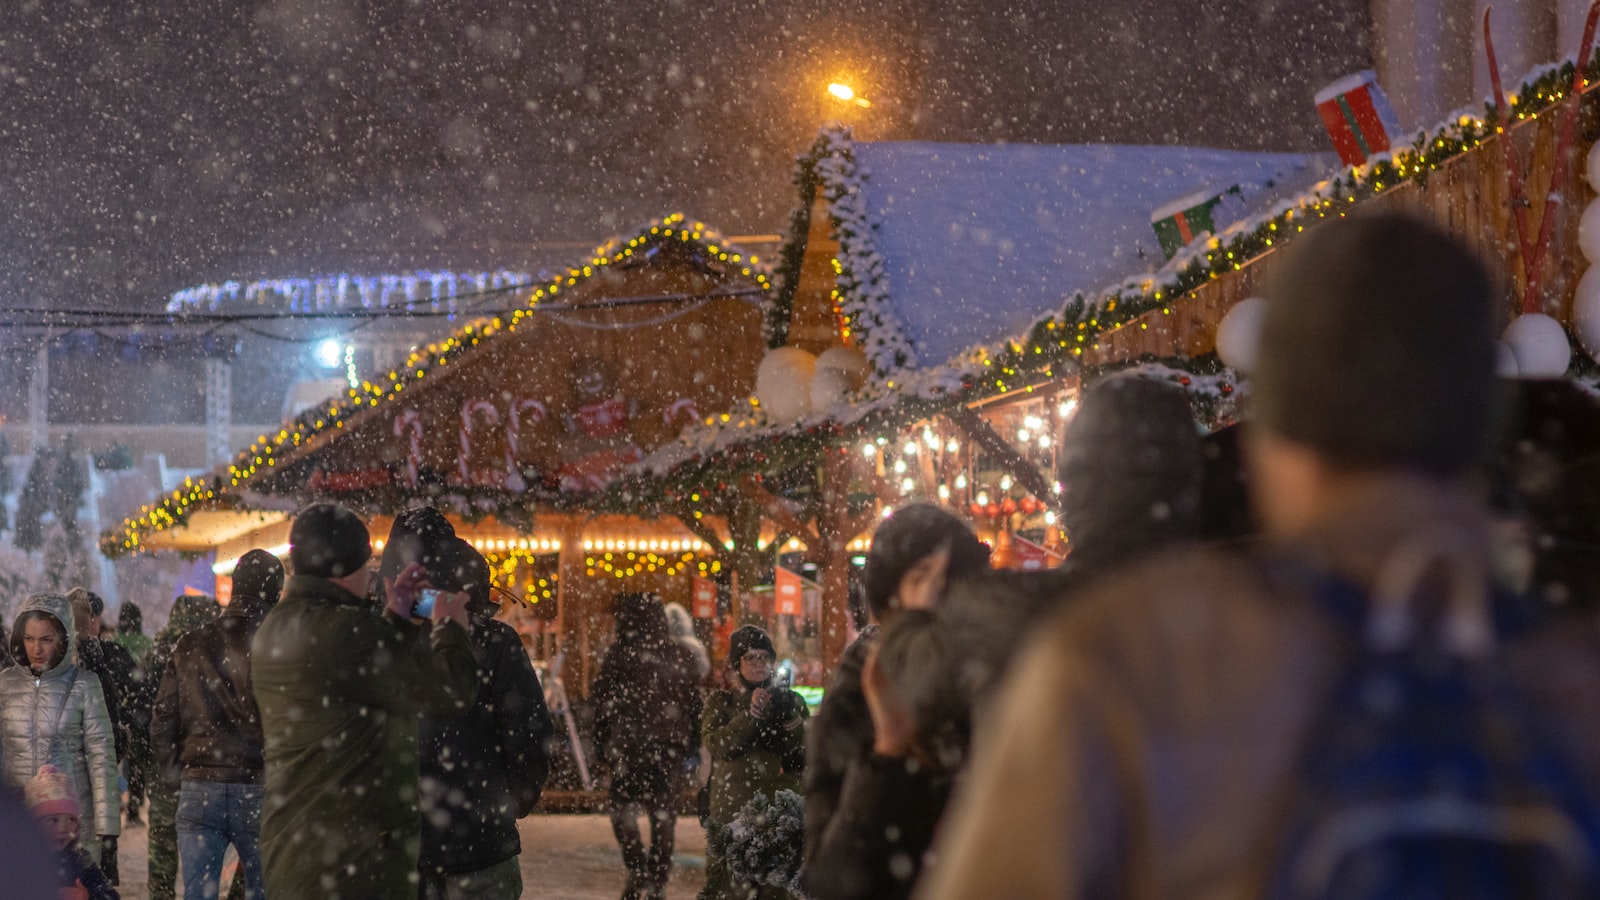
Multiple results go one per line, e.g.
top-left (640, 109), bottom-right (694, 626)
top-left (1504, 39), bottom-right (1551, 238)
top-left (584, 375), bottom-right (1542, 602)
top-left (1265, 547), bottom-right (1600, 900)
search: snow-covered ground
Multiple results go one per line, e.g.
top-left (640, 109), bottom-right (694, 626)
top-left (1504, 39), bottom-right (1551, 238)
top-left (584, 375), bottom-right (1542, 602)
top-left (112, 811), bottom-right (708, 899)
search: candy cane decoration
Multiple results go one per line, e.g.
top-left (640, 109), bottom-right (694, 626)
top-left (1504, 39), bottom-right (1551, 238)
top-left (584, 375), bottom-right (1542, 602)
top-left (663, 397), bottom-right (700, 428)
top-left (506, 398), bottom-right (547, 478)
top-left (460, 400), bottom-right (500, 485)
top-left (393, 410), bottom-right (423, 486)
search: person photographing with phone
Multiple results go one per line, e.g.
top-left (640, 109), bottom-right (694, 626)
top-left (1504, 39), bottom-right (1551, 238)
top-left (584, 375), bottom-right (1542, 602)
top-left (700, 625), bottom-right (809, 900)
top-left (252, 503), bottom-right (477, 900)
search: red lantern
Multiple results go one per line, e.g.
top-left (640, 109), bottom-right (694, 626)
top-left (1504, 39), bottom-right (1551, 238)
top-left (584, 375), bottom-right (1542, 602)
top-left (985, 502), bottom-right (1001, 519)
top-left (1001, 497), bottom-right (1018, 516)
top-left (969, 502), bottom-right (984, 518)
top-left (1020, 496), bottom-right (1038, 515)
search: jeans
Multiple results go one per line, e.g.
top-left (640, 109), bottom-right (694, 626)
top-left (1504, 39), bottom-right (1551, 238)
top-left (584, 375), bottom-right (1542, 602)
top-left (176, 780), bottom-right (266, 900)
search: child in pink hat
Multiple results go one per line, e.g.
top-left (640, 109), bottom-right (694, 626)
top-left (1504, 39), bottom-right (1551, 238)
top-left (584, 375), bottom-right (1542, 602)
top-left (25, 765), bottom-right (118, 900)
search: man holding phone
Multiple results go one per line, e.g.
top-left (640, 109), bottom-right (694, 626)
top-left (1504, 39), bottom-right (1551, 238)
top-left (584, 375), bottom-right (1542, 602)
top-left (252, 503), bottom-right (477, 900)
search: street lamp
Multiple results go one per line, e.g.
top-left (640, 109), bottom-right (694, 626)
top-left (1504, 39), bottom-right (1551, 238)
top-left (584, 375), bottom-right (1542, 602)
top-left (827, 82), bottom-right (872, 108)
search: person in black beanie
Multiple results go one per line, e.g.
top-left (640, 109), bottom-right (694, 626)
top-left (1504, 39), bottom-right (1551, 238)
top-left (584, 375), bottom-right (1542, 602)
top-left (373, 506), bottom-right (458, 609)
top-left (251, 503), bottom-right (478, 900)
top-left (701, 624), bottom-right (807, 900)
top-left (416, 537), bottom-right (555, 900)
top-left (151, 548), bottom-right (283, 900)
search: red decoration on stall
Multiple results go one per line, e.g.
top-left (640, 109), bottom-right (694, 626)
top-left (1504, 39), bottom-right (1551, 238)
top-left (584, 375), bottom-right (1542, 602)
top-left (774, 567), bottom-right (804, 617)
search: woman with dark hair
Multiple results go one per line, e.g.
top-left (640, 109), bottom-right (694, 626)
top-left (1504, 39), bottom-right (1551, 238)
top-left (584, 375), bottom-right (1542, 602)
top-left (593, 593), bottom-right (703, 900)
top-left (0, 594), bottom-right (119, 865)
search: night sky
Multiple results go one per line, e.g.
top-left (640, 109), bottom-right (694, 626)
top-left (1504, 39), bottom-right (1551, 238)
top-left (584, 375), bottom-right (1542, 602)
top-left (0, 0), bottom-right (1369, 421)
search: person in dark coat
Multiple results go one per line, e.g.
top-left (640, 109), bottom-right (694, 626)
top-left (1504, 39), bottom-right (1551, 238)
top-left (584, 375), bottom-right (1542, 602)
top-left (252, 503), bottom-right (477, 900)
top-left (418, 536), bottom-right (555, 900)
top-left (593, 592), bottom-right (704, 900)
top-left (802, 504), bottom-right (989, 863)
top-left (110, 601), bottom-right (152, 825)
top-left (150, 549), bottom-right (283, 900)
top-left (135, 592), bottom-right (221, 900)
top-left (67, 589), bottom-right (136, 884)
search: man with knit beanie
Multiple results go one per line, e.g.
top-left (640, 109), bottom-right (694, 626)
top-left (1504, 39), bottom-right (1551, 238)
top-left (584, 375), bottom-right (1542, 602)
top-left (252, 503), bottom-right (477, 900)
top-left (151, 548), bottom-right (283, 900)
top-left (921, 215), bottom-right (1600, 898)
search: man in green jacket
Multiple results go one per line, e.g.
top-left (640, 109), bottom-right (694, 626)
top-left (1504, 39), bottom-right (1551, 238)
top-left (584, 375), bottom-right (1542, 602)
top-left (253, 503), bottom-right (477, 900)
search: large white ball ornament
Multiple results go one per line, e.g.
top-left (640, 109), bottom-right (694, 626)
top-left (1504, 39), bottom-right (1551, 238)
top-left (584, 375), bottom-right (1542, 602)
top-left (755, 347), bottom-right (817, 423)
top-left (1579, 198), bottom-right (1600, 264)
top-left (1575, 265), bottom-right (1600, 361)
top-left (1502, 312), bottom-right (1571, 377)
top-left (1588, 141), bottom-right (1600, 190)
top-left (810, 366), bottom-right (856, 410)
top-left (1215, 296), bottom-right (1268, 373)
top-left (814, 346), bottom-right (871, 387)
top-left (1494, 341), bottom-right (1520, 377)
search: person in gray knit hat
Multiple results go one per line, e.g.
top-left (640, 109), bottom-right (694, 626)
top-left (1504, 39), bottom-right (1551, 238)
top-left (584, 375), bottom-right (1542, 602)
top-left (922, 214), bottom-right (1600, 899)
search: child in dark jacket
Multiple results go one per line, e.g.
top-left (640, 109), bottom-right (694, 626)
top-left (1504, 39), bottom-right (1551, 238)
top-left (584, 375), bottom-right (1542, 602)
top-left (26, 765), bottom-right (120, 900)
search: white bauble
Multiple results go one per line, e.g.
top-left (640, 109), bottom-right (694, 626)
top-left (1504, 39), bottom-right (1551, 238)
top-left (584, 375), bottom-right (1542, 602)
top-left (1494, 341), bottom-right (1520, 377)
top-left (810, 366), bottom-right (856, 410)
top-left (1502, 312), bottom-right (1571, 377)
top-left (755, 347), bottom-right (817, 423)
top-left (1215, 296), bottom-right (1268, 373)
top-left (1588, 141), bottom-right (1600, 190)
top-left (814, 346), bottom-right (872, 387)
top-left (1580, 198), bottom-right (1600, 264)
top-left (1574, 265), bottom-right (1600, 361)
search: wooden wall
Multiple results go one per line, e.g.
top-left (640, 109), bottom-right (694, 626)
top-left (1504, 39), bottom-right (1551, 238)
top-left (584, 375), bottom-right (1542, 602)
top-left (1086, 95), bottom-right (1599, 367)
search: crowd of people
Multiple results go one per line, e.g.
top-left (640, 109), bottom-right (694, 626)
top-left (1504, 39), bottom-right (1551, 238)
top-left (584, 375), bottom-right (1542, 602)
top-left (1, 213), bottom-right (1598, 898)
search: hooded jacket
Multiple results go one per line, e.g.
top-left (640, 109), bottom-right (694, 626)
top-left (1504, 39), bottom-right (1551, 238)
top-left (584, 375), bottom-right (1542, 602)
top-left (252, 574), bottom-right (476, 900)
top-left (0, 594), bottom-right (120, 856)
top-left (592, 596), bottom-right (704, 803)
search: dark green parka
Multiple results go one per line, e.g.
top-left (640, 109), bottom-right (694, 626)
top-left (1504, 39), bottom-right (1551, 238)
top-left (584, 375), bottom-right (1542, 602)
top-left (252, 575), bottom-right (476, 900)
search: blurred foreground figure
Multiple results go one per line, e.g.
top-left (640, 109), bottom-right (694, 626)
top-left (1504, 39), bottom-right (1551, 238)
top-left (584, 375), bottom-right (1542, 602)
top-left (151, 549), bottom-right (283, 900)
top-left (921, 215), bottom-right (1600, 899)
top-left (252, 504), bottom-right (476, 899)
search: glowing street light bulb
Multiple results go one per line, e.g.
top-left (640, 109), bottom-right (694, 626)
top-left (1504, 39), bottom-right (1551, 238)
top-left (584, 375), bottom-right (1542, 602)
top-left (827, 82), bottom-right (872, 108)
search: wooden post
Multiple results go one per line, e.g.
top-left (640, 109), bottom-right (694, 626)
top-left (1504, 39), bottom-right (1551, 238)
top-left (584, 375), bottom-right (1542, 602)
top-left (945, 404), bottom-right (1058, 509)
top-left (816, 446), bottom-right (855, 681)
top-left (555, 520), bottom-right (587, 695)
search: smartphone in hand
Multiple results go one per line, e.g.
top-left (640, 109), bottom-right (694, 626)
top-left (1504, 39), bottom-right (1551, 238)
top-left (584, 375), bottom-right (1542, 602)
top-left (414, 588), bottom-right (443, 619)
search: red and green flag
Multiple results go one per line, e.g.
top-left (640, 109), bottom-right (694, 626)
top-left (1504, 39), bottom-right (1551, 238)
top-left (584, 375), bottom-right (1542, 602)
top-left (1151, 186), bottom-right (1242, 259)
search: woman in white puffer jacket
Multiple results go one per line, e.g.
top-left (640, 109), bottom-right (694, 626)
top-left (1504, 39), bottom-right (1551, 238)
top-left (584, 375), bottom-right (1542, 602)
top-left (0, 592), bottom-right (119, 863)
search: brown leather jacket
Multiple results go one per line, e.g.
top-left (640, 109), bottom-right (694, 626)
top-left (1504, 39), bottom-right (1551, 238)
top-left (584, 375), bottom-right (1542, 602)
top-left (920, 476), bottom-right (1600, 900)
top-left (151, 610), bottom-right (267, 786)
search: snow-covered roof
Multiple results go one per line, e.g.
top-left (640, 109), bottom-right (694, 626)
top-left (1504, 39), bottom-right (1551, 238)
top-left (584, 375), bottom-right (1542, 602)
top-left (829, 138), bottom-right (1332, 370)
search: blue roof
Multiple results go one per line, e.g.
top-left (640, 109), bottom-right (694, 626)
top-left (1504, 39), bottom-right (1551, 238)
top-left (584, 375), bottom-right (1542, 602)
top-left (848, 141), bottom-right (1330, 367)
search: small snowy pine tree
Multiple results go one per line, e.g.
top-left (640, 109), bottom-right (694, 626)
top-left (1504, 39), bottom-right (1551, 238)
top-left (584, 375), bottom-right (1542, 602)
top-left (12, 448), bottom-right (54, 553)
top-left (728, 789), bottom-right (807, 898)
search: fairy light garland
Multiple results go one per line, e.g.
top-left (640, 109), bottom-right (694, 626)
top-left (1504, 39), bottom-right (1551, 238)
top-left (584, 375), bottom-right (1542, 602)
top-left (102, 214), bottom-right (774, 557)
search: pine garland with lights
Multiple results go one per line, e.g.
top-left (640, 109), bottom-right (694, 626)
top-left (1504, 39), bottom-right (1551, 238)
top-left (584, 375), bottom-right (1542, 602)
top-left (808, 126), bottom-right (919, 377)
top-left (727, 789), bottom-right (807, 898)
top-left (101, 215), bottom-right (773, 557)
